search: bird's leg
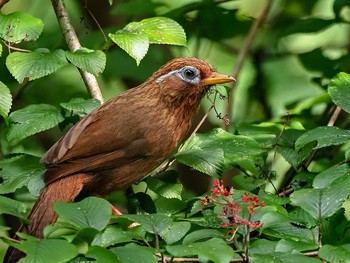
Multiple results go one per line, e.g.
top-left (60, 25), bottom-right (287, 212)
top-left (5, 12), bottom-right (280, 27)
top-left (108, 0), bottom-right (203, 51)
top-left (92, 193), bottom-right (123, 215)
top-left (111, 206), bottom-right (123, 215)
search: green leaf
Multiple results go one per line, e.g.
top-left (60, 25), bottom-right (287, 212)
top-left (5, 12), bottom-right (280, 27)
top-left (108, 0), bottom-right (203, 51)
top-left (0, 12), bottom-right (43, 42)
top-left (8, 233), bottom-right (78, 263)
top-left (54, 197), bottom-right (112, 230)
top-left (92, 225), bottom-right (143, 247)
top-left (275, 239), bottom-right (318, 253)
top-left (319, 244), bottom-right (350, 263)
top-left (120, 214), bottom-right (189, 244)
top-left (251, 253), bottom-right (320, 263)
top-left (85, 246), bottom-right (118, 263)
top-left (127, 17), bottom-right (186, 45)
top-left (295, 126), bottom-right (350, 151)
top-left (322, 208), bottom-right (350, 245)
top-left (175, 148), bottom-right (224, 177)
top-left (289, 207), bottom-right (318, 228)
top-left (109, 17), bottom-right (186, 65)
top-left (333, 0), bottom-right (350, 19)
top-left (166, 238), bottom-right (236, 263)
top-left (290, 175), bottom-right (350, 220)
top-left (0, 154), bottom-right (45, 196)
top-left (0, 195), bottom-right (27, 219)
top-left (328, 72), bottom-right (350, 114)
top-left (313, 163), bottom-right (350, 188)
top-left (154, 197), bottom-right (186, 214)
top-left (7, 104), bottom-right (65, 142)
top-left (65, 47), bottom-right (106, 75)
top-left (177, 128), bottom-right (264, 176)
top-left (146, 177), bottom-right (183, 199)
top-left (252, 239), bottom-right (282, 255)
top-left (109, 30), bottom-right (149, 66)
top-left (182, 229), bottom-right (224, 244)
top-left (277, 129), bottom-right (314, 169)
top-left (60, 98), bottom-right (101, 115)
top-left (232, 174), bottom-right (266, 191)
top-left (159, 221), bottom-right (191, 244)
top-left (110, 243), bottom-right (157, 263)
top-left (284, 18), bottom-right (333, 35)
top-left (0, 81), bottom-right (12, 119)
top-left (260, 212), bottom-right (315, 242)
top-left (6, 49), bottom-right (68, 83)
top-left (129, 192), bottom-right (157, 214)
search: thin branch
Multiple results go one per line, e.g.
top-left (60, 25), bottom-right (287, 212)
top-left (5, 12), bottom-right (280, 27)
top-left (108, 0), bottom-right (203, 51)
top-left (327, 106), bottom-right (341, 126)
top-left (2, 40), bottom-right (32, 53)
top-left (51, 0), bottom-right (104, 103)
top-left (12, 78), bottom-right (30, 102)
top-left (157, 254), bottom-right (246, 263)
top-left (83, 0), bottom-right (107, 42)
top-left (225, 0), bottom-right (272, 128)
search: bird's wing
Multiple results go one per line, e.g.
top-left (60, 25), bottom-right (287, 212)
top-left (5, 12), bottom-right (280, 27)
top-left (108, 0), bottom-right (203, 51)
top-left (44, 138), bottom-right (149, 185)
top-left (42, 96), bottom-right (139, 164)
top-left (42, 96), bottom-right (151, 184)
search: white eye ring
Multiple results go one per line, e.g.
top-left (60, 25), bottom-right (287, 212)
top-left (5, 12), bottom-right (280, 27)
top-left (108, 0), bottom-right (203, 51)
top-left (177, 66), bottom-right (200, 84)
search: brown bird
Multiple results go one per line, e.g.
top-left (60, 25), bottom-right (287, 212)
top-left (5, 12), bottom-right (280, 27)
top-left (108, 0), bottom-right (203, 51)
top-left (5, 57), bottom-right (234, 261)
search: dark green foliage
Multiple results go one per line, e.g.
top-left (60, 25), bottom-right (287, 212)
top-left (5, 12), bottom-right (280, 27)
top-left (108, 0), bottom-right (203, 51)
top-left (1, 0), bottom-right (350, 262)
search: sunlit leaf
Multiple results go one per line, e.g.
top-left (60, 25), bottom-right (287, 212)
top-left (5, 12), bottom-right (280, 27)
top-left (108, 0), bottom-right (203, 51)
top-left (109, 30), bottom-right (149, 65)
top-left (6, 49), bottom-right (68, 82)
top-left (109, 17), bottom-right (186, 65)
top-left (0, 81), bottom-right (12, 120)
top-left (0, 12), bottom-right (43, 42)
top-left (177, 128), bottom-right (264, 176)
top-left (65, 47), bottom-right (106, 75)
top-left (328, 72), bottom-right (350, 114)
top-left (295, 126), bottom-right (350, 151)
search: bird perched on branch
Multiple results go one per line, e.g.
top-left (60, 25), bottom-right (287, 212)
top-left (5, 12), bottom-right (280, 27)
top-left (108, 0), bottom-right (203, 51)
top-left (5, 57), bottom-right (234, 262)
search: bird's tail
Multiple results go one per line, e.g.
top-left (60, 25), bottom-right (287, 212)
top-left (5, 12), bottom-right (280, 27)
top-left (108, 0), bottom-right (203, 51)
top-left (4, 173), bottom-right (90, 262)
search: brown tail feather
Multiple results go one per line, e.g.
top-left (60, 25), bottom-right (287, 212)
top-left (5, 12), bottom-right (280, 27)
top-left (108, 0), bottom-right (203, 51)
top-left (4, 173), bottom-right (90, 262)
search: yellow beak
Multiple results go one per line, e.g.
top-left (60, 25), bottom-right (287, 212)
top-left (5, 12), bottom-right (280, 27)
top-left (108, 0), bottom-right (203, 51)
top-left (201, 72), bottom-right (236, 86)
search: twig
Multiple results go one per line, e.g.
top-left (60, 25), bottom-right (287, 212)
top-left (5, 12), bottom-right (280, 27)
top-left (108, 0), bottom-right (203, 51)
top-left (51, 0), bottom-right (104, 103)
top-left (327, 106), bottom-right (341, 126)
top-left (83, 0), bottom-right (107, 42)
top-left (224, 0), bottom-right (272, 128)
top-left (2, 40), bottom-right (32, 53)
top-left (157, 254), bottom-right (246, 263)
top-left (12, 78), bottom-right (30, 102)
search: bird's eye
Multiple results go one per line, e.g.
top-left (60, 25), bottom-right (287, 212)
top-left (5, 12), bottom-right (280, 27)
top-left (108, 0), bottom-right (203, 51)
top-left (178, 66), bottom-right (200, 84)
top-left (183, 68), bottom-right (196, 79)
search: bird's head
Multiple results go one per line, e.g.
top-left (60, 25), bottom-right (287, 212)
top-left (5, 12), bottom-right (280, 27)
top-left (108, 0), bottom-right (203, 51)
top-left (148, 57), bottom-right (235, 107)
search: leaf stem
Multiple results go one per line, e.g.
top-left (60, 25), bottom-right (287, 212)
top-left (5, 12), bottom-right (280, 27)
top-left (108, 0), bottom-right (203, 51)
top-left (51, 0), bottom-right (104, 103)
